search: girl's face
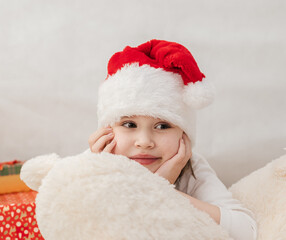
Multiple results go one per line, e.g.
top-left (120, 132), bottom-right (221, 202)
top-left (112, 115), bottom-right (184, 173)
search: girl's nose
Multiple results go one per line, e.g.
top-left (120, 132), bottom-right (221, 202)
top-left (134, 132), bottom-right (155, 149)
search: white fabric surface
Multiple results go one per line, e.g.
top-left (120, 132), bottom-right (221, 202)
top-left (0, 0), bottom-right (285, 186)
top-left (176, 152), bottom-right (257, 240)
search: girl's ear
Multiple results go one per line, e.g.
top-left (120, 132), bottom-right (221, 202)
top-left (20, 153), bottom-right (60, 191)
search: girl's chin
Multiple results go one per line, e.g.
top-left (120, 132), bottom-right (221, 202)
top-left (143, 161), bottom-right (163, 173)
top-left (143, 165), bottom-right (157, 173)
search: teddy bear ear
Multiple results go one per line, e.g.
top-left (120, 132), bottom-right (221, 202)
top-left (273, 153), bottom-right (286, 179)
top-left (20, 153), bottom-right (60, 191)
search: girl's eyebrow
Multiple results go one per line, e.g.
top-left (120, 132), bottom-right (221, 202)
top-left (156, 120), bottom-right (176, 127)
top-left (121, 116), bottom-right (130, 120)
top-left (156, 119), bottom-right (171, 124)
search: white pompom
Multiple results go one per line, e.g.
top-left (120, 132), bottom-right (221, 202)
top-left (183, 79), bottom-right (215, 109)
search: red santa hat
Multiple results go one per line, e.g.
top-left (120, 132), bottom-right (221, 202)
top-left (97, 39), bottom-right (214, 146)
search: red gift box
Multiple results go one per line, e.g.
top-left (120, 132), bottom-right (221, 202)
top-left (0, 191), bottom-right (44, 240)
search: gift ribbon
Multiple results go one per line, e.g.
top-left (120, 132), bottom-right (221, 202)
top-left (0, 160), bottom-right (22, 171)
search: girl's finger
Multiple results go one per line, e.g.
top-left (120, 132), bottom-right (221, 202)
top-left (180, 138), bottom-right (186, 155)
top-left (172, 138), bottom-right (186, 164)
top-left (88, 127), bottom-right (112, 148)
top-left (91, 133), bottom-right (114, 153)
top-left (182, 133), bottom-right (191, 144)
top-left (182, 133), bottom-right (192, 159)
top-left (103, 139), bottom-right (117, 153)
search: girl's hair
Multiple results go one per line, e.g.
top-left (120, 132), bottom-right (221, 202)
top-left (175, 158), bottom-right (196, 185)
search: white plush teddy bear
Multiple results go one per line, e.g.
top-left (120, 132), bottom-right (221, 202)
top-left (20, 150), bottom-right (286, 240)
top-left (20, 151), bottom-right (231, 240)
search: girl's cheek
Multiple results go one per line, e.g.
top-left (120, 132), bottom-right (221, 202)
top-left (113, 136), bottom-right (127, 155)
top-left (113, 143), bottom-right (121, 155)
top-left (165, 138), bottom-right (181, 159)
top-left (113, 136), bottom-right (120, 151)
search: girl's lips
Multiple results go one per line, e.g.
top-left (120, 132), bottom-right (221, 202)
top-left (129, 154), bottom-right (160, 165)
top-left (130, 158), bottom-right (159, 165)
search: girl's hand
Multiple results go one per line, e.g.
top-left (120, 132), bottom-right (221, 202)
top-left (154, 133), bottom-right (192, 184)
top-left (88, 126), bottom-right (116, 153)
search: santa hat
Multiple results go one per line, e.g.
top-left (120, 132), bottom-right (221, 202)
top-left (97, 39), bottom-right (214, 146)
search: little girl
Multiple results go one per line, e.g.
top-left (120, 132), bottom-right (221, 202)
top-left (88, 39), bottom-right (257, 240)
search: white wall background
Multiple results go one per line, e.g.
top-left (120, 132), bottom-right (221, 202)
top-left (0, 0), bottom-right (285, 186)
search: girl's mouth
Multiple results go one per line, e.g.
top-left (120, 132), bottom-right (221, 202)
top-left (129, 154), bottom-right (160, 165)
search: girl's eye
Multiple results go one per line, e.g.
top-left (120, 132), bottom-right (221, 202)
top-left (122, 121), bottom-right (137, 128)
top-left (155, 123), bottom-right (171, 130)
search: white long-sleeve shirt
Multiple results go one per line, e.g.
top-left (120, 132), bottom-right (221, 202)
top-left (175, 152), bottom-right (257, 240)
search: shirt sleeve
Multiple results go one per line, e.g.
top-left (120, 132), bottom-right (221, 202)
top-left (220, 207), bottom-right (257, 240)
top-left (175, 152), bottom-right (257, 240)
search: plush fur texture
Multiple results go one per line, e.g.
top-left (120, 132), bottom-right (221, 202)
top-left (20, 153), bottom-right (60, 191)
top-left (21, 151), bottom-right (231, 240)
top-left (183, 78), bottom-right (215, 109)
top-left (229, 153), bottom-right (286, 240)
